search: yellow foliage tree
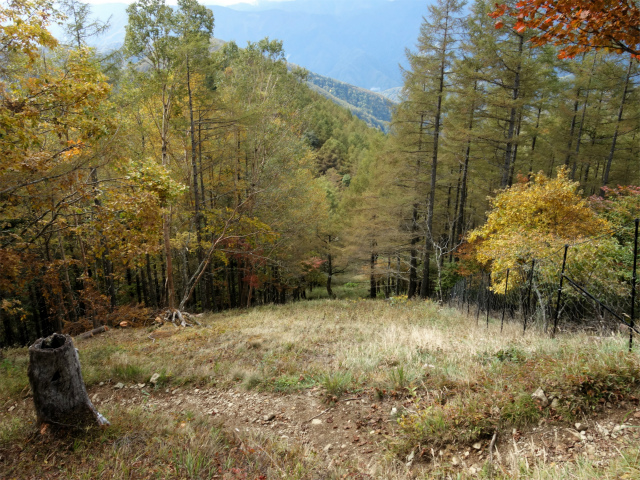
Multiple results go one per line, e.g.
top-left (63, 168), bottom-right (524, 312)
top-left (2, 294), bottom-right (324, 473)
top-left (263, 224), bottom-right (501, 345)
top-left (467, 168), bottom-right (611, 292)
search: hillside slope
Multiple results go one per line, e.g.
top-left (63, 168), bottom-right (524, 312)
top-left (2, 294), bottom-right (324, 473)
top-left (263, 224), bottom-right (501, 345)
top-left (305, 71), bottom-right (395, 131)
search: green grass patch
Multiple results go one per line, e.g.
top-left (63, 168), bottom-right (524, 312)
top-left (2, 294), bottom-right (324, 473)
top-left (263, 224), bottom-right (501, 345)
top-left (110, 363), bottom-right (148, 383)
top-left (0, 405), bottom-right (321, 479)
top-left (395, 347), bottom-right (640, 456)
top-left (320, 370), bottom-right (353, 400)
top-left (0, 352), bottom-right (29, 398)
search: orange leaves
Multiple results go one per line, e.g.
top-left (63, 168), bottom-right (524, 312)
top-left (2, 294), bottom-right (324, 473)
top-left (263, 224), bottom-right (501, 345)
top-left (514, 21), bottom-right (526, 33)
top-left (488, 3), bottom-right (507, 19)
top-left (490, 0), bottom-right (640, 59)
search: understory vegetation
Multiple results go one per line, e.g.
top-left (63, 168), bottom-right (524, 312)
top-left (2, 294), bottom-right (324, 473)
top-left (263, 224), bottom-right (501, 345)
top-left (3, 300), bottom-right (640, 478)
top-left (1, 0), bottom-right (638, 348)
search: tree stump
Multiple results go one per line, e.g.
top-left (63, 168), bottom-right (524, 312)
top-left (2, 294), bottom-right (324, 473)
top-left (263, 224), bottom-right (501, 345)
top-left (28, 333), bottom-right (109, 429)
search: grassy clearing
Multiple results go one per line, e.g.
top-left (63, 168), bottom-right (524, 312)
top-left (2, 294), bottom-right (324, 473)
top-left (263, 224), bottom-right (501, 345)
top-left (2, 298), bottom-right (640, 478)
top-left (0, 404), bottom-right (322, 479)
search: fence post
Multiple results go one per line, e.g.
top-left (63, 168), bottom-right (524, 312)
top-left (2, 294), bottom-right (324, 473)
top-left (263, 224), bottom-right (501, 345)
top-left (524, 260), bottom-right (535, 334)
top-left (476, 273), bottom-right (483, 325)
top-left (630, 219), bottom-right (639, 352)
top-left (467, 277), bottom-right (471, 315)
top-left (552, 245), bottom-right (569, 337)
top-left (486, 276), bottom-right (491, 329)
top-left (501, 269), bottom-right (510, 333)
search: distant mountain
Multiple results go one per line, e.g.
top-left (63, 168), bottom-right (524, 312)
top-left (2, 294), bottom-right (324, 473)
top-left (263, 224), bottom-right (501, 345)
top-left (380, 87), bottom-right (403, 103)
top-left (54, 0), bottom-right (429, 92)
top-left (305, 71), bottom-right (395, 131)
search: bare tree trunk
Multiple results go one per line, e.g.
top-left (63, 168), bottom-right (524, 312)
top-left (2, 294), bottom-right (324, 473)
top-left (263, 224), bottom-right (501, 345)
top-left (501, 34), bottom-right (524, 188)
top-left (571, 54), bottom-right (597, 179)
top-left (326, 235), bottom-right (335, 299)
top-left (408, 205), bottom-right (419, 299)
top-left (161, 85), bottom-right (175, 310)
top-left (421, 15), bottom-right (451, 299)
top-left (370, 249), bottom-right (377, 299)
top-left (602, 58), bottom-right (633, 193)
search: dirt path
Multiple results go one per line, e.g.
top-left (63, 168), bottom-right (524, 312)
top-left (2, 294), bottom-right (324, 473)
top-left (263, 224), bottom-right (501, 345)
top-left (4, 382), bottom-right (640, 477)
top-left (89, 382), bottom-right (405, 471)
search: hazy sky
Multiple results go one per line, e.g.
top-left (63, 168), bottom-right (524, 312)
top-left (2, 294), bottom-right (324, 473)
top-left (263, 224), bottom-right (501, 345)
top-left (82, 0), bottom-right (292, 4)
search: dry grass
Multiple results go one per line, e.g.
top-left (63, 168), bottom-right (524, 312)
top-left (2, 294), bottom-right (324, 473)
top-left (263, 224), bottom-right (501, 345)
top-left (1, 298), bottom-right (639, 478)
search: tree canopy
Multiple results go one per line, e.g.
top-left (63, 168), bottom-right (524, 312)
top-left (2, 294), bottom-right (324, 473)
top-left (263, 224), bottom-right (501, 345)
top-left (490, 0), bottom-right (640, 59)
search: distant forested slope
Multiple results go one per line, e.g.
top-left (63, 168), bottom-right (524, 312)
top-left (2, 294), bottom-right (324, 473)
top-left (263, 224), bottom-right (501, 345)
top-left (306, 71), bottom-right (395, 131)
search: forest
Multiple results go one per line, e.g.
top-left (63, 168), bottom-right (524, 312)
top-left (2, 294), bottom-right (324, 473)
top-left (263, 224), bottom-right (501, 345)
top-left (305, 70), bottom-right (394, 130)
top-left (0, 0), bottom-right (639, 347)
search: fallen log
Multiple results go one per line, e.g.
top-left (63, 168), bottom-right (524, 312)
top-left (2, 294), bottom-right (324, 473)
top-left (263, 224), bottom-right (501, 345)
top-left (28, 333), bottom-right (109, 429)
top-left (75, 325), bottom-right (109, 340)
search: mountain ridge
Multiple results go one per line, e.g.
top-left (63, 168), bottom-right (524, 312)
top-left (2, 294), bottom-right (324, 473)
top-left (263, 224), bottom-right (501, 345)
top-left (51, 0), bottom-right (426, 91)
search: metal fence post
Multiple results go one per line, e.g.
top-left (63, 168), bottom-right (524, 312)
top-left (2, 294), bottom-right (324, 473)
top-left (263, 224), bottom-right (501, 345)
top-left (524, 260), bottom-right (535, 334)
top-left (486, 276), bottom-right (491, 329)
top-left (552, 245), bottom-right (569, 337)
top-left (630, 219), bottom-right (639, 352)
top-left (501, 269), bottom-right (510, 333)
top-left (467, 277), bottom-right (471, 315)
top-left (476, 272), bottom-right (483, 326)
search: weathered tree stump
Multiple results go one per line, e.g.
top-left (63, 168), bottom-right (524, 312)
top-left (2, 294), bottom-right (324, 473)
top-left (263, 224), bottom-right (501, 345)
top-left (28, 333), bottom-right (109, 429)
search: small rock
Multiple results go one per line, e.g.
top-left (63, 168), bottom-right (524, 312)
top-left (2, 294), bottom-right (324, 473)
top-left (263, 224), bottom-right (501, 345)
top-left (473, 442), bottom-right (482, 450)
top-left (586, 444), bottom-right (596, 455)
top-left (406, 450), bottom-right (415, 466)
top-left (150, 373), bottom-right (161, 385)
top-left (137, 383), bottom-right (145, 389)
top-left (194, 389), bottom-right (200, 394)
top-left (99, 382), bottom-right (105, 387)
top-left (551, 398), bottom-right (560, 409)
top-left (323, 444), bottom-right (332, 452)
top-left (341, 444), bottom-right (347, 449)
top-left (575, 423), bottom-right (587, 431)
top-left (568, 430), bottom-right (583, 441)
top-left (390, 407), bottom-right (398, 416)
top-left (8, 406), bottom-right (15, 412)
top-left (532, 388), bottom-right (549, 407)
top-left (451, 456), bottom-right (460, 466)
top-left (264, 413), bottom-right (276, 422)
top-left (311, 419), bottom-right (322, 425)
top-left (613, 425), bottom-right (622, 434)
top-left (114, 382), bottom-right (125, 390)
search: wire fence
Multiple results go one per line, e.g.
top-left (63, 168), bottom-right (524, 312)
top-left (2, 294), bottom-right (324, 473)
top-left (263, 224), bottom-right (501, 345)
top-left (448, 219), bottom-right (639, 349)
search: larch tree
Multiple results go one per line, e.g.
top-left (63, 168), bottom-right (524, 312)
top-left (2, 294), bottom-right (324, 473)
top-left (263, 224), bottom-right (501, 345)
top-left (394, 0), bottom-right (466, 298)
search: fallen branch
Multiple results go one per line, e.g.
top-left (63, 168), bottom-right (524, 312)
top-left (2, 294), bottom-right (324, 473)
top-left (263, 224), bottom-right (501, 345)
top-left (489, 430), bottom-right (498, 464)
top-left (75, 326), bottom-right (109, 340)
top-left (306, 407), bottom-right (332, 423)
top-left (163, 309), bottom-right (202, 328)
top-left (305, 397), bottom-right (361, 422)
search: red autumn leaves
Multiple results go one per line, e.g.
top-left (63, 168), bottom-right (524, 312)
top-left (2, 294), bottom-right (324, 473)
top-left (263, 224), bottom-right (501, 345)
top-left (490, 1), bottom-right (640, 59)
